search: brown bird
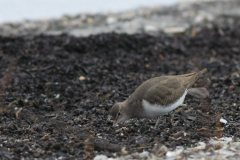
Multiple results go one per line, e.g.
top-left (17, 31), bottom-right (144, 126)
top-left (109, 69), bottom-right (207, 128)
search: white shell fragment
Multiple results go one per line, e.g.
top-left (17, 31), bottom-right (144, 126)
top-left (220, 118), bottom-right (227, 124)
top-left (166, 146), bottom-right (184, 157)
top-left (55, 94), bottom-right (60, 99)
top-left (190, 142), bottom-right (206, 151)
top-left (93, 155), bottom-right (108, 160)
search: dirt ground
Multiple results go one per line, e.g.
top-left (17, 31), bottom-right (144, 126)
top-left (0, 21), bottom-right (240, 159)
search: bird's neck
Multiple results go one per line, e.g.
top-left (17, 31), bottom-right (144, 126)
top-left (126, 95), bottom-right (144, 118)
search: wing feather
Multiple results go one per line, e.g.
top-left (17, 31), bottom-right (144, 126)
top-left (143, 78), bottom-right (186, 106)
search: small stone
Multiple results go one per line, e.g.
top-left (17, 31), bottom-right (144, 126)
top-left (121, 147), bottom-right (128, 154)
top-left (155, 145), bottom-right (168, 157)
top-left (191, 142), bottom-right (206, 151)
top-left (187, 116), bottom-right (196, 121)
top-left (87, 18), bottom-right (93, 24)
top-left (229, 85), bottom-right (234, 89)
top-left (215, 142), bottom-right (223, 150)
top-left (164, 27), bottom-right (186, 34)
top-left (106, 17), bottom-right (117, 24)
top-left (94, 155), bottom-right (108, 160)
top-left (144, 25), bottom-right (157, 32)
top-left (194, 11), bottom-right (214, 23)
top-left (206, 147), bottom-right (214, 152)
top-left (139, 151), bottom-right (150, 157)
top-left (220, 118), bottom-right (227, 124)
top-left (79, 76), bottom-right (85, 81)
top-left (232, 72), bottom-right (239, 77)
top-left (166, 146), bottom-right (183, 157)
top-left (229, 147), bottom-right (237, 152)
top-left (55, 94), bottom-right (60, 99)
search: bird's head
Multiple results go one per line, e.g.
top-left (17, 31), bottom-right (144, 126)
top-left (108, 101), bottom-right (130, 126)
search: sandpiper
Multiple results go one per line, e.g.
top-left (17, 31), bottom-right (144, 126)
top-left (109, 69), bottom-right (207, 128)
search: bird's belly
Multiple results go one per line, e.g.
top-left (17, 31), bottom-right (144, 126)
top-left (142, 89), bottom-right (188, 118)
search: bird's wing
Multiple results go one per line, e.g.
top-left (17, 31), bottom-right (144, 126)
top-left (142, 77), bottom-right (186, 106)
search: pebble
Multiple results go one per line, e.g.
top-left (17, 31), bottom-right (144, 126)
top-left (166, 146), bottom-right (184, 157)
top-left (155, 145), bottom-right (168, 157)
top-left (106, 17), bottom-right (117, 24)
top-left (79, 76), bottom-right (85, 81)
top-left (220, 117), bottom-right (227, 124)
top-left (163, 26), bottom-right (186, 34)
top-left (94, 155), bottom-right (108, 160)
top-left (144, 25), bottom-right (157, 32)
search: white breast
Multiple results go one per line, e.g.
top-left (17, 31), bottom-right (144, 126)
top-left (142, 89), bottom-right (188, 118)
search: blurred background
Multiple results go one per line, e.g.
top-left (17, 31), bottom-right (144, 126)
top-left (0, 0), bottom-right (212, 24)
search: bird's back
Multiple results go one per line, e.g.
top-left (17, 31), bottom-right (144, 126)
top-left (129, 69), bottom-right (207, 106)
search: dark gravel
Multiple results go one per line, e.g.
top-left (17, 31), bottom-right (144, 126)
top-left (0, 20), bottom-right (240, 159)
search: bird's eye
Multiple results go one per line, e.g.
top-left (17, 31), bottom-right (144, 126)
top-left (117, 112), bottom-right (121, 116)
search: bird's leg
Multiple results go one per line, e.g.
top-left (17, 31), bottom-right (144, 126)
top-left (170, 112), bottom-right (175, 125)
top-left (154, 116), bottom-right (161, 129)
top-left (154, 104), bottom-right (187, 128)
top-left (168, 104), bottom-right (187, 125)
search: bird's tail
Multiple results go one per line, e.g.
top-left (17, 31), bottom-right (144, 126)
top-left (182, 68), bottom-right (207, 88)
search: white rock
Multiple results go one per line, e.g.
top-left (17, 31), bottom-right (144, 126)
top-left (94, 155), bottom-right (108, 160)
top-left (106, 17), bottom-right (117, 24)
top-left (144, 25), bottom-right (157, 32)
top-left (79, 76), bottom-right (85, 81)
top-left (219, 137), bottom-right (232, 143)
top-left (190, 142), bottom-right (206, 151)
top-left (164, 27), bottom-right (186, 34)
top-left (209, 137), bottom-right (232, 150)
top-left (220, 118), bottom-right (227, 124)
top-left (55, 94), bottom-right (60, 99)
top-left (166, 146), bottom-right (184, 157)
top-left (194, 11), bottom-right (214, 23)
top-left (155, 145), bottom-right (168, 157)
top-left (214, 149), bottom-right (236, 157)
top-left (139, 151), bottom-right (150, 157)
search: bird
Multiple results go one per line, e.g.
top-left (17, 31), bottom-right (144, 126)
top-left (109, 68), bottom-right (207, 128)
